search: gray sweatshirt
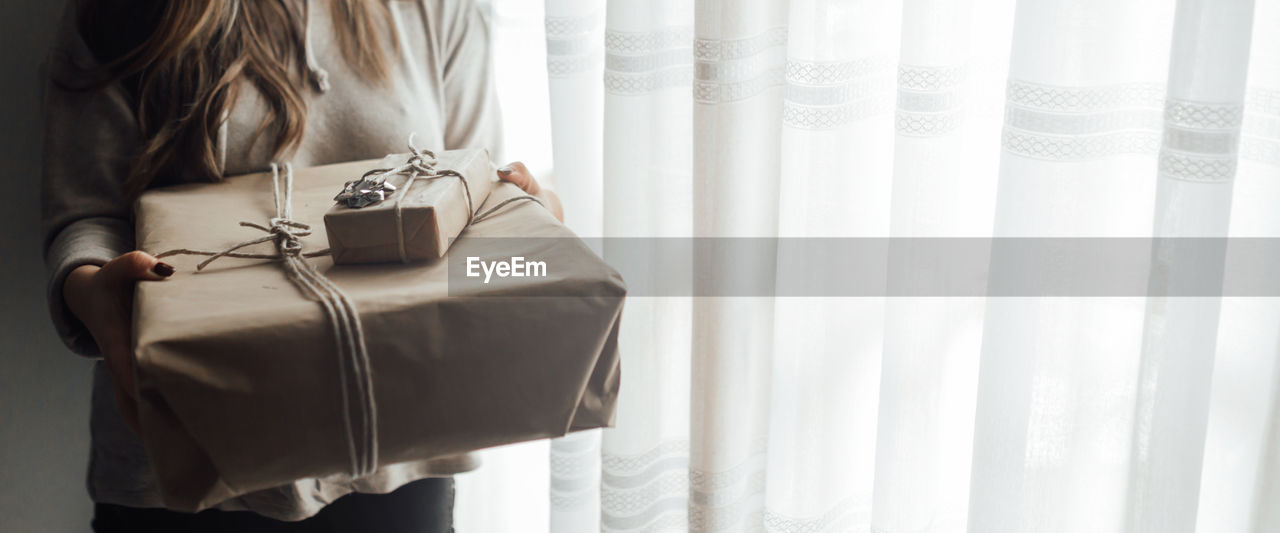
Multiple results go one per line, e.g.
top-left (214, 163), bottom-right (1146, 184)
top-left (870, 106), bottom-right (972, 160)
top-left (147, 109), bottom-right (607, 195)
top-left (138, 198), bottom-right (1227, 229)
top-left (42, 0), bottom-right (501, 520)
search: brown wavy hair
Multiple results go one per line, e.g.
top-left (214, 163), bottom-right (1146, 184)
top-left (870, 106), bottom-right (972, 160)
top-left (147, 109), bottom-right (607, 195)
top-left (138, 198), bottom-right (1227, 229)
top-left (76, 0), bottom-right (396, 196)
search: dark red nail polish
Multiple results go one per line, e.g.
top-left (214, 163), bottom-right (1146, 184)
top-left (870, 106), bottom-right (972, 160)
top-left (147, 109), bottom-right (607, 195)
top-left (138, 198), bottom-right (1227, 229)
top-left (152, 262), bottom-right (175, 277)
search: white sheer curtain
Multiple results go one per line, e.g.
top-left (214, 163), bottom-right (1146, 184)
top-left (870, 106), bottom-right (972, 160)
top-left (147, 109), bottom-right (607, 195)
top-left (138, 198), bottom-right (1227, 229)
top-left (459, 0), bottom-right (1280, 531)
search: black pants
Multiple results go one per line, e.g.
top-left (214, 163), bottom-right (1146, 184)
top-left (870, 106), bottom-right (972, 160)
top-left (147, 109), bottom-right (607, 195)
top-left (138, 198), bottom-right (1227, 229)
top-left (92, 478), bottom-right (454, 533)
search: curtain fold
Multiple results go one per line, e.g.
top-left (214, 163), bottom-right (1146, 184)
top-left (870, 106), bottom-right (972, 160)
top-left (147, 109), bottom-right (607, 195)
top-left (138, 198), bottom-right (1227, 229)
top-left (545, 2), bottom-right (608, 530)
top-left (766, 2), bottom-right (899, 530)
top-left (970, 1), bottom-right (1171, 532)
top-left (601, 1), bottom-right (696, 530)
top-left (1126, 2), bottom-right (1255, 532)
top-left (461, 0), bottom-right (1280, 530)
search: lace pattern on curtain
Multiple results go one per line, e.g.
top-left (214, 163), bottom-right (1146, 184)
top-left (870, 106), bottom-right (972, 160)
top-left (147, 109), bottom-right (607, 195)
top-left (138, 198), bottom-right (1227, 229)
top-left (602, 440), bottom-right (691, 532)
top-left (546, 12), bottom-right (602, 77)
top-left (604, 27), bottom-right (695, 95)
top-left (782, 58), bottom-right (894, 130)
top-left (693, 27), bottom-right (788, 104)
top-left (896, 65), bottom-right (968, 136)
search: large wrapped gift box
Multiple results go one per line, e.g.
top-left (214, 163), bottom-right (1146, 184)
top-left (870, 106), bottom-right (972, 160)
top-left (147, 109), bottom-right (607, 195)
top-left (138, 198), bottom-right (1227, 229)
top-left (132, 157), bottom-right (624, 512)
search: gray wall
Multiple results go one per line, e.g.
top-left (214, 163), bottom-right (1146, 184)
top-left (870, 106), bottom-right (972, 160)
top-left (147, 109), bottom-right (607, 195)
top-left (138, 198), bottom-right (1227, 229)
top-left (1, 1), bottom-right (96, 531)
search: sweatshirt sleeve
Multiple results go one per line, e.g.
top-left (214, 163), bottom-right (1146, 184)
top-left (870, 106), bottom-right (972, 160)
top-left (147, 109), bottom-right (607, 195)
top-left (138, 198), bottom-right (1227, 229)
top-left (437, 0), bottom-right (504, 160)
top-left (40, 2), bottom-right (139, 357)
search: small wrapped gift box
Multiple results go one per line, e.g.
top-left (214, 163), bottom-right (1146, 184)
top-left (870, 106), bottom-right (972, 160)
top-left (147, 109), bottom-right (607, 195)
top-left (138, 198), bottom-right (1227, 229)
top-left (133, 157), bottom-right (624, 512)
top-left (324, 148), bottom-right (495, 264)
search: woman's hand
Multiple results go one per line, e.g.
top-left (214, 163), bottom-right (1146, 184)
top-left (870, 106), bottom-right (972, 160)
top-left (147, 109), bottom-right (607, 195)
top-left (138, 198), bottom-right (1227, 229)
top-left (497, 162), bottom-right (564, 223)
top-left (64, 252), bottom-right (175, 436)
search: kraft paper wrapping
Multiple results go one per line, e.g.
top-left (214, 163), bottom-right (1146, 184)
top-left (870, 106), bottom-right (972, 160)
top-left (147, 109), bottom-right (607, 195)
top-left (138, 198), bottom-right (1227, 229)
top-left (132, 158), bottom-right (624, 512)
top-left (324, 149), bottom-right (496, 264)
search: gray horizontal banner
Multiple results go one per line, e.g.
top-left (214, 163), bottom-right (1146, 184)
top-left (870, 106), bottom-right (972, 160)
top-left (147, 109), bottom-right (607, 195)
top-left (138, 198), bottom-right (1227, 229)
top-left (446, 238), bottom-right (1280, 297)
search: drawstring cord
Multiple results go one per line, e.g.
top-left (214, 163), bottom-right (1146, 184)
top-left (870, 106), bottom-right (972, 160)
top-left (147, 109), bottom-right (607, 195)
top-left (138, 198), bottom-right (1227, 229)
top-left (303, 0), bottom-right (331, 93)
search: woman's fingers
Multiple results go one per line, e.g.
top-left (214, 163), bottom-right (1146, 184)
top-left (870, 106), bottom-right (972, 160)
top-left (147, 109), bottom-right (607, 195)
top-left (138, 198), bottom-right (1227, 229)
top-left (90, 250), bottom-right (170, 397)
top-left (496, 161), bottom-right (540, 194)
top-left (495, 161), bottom-right (564, 222)
top-left (77, 250), bottom-right (169, 437)
top-left (99, 251), bottom-right (174, 284)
